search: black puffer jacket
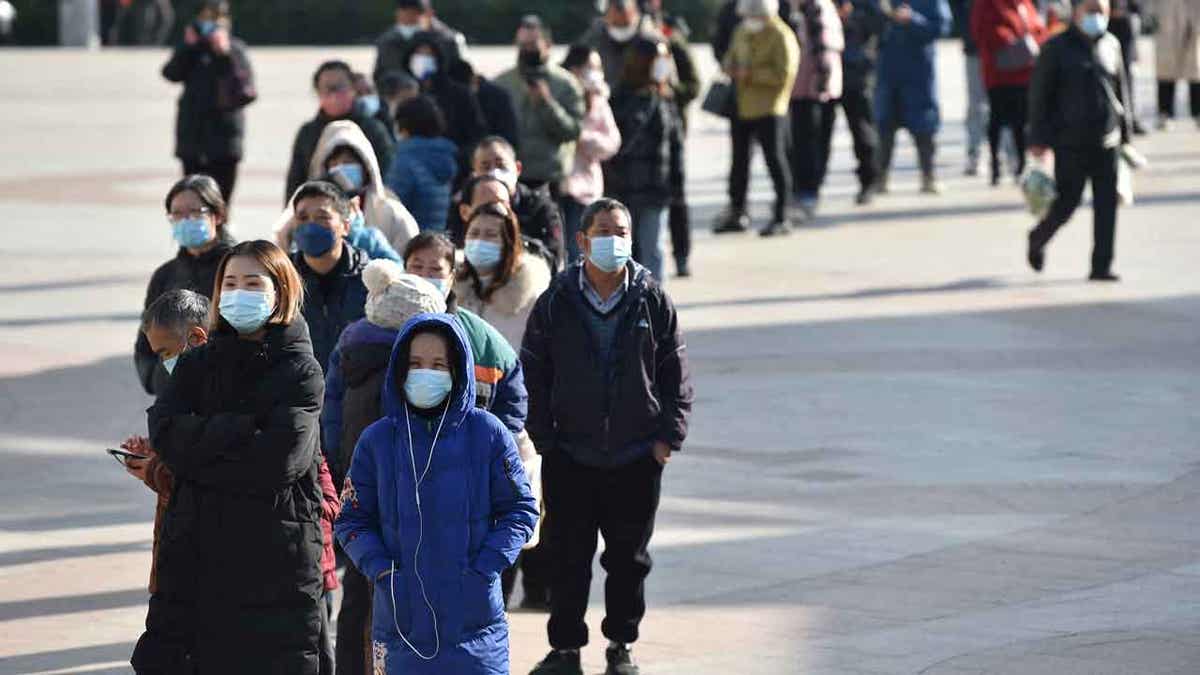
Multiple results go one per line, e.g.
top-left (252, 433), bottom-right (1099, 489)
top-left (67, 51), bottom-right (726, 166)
top-left (448, 181), bottom-right (564, 266)
top-left (521, 262), bottom-right (693, 469)
top-left (134, 319), bottom-right (325, 674)
top-left (135, 238), bottom-right (234, 396)
top-left (292, 243), bottom-right (370, 374)
top-left (162, 37), bottom-right (254, 163)
top-left (1029, 26), bottom-right (1131, 150)
top-left (605, 87), bottom-right (684, 209)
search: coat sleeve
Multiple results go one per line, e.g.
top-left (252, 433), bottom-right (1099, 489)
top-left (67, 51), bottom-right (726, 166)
top-left (1027, 40), bottom-right (1057, 148)
top-left (471, 424), bottom-right (539, 578)
top-left (322, 344), bottom-right (346, 474)
top-left (653, 291), bottom-right (694, 452)
top-left (906, 0), bottom-right (953, 44)
top-left (335, 431), bottom-right (393, 581)
top-left (161, 44), bottom-right (199, 83)
top-left (149, 358), bottom-right (325, 493)
top-left (385, 155), bottom-right (415, 207)
top-left (365, 227), bottom-right (404, 263)
top-left (578, 98), bottom-right (623, 162)
top-left (667, 105), bottom-right (685, 200)
top-left (490, 356), bottom-right (529, 435)
top-left (519, 292), bottom-right (556, 455)
top-left (670, 40), bottom-right (702, 108)
top-left (318, 456), bottom-right (342, 528)
top-left (534, 80), bottom-right (585, 144)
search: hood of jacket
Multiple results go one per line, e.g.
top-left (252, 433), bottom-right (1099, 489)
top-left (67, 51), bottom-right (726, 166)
top-left (399, 31), bottom-right (452, 84)
top-left (381, 313), bottom-right (477, 427)
top-left (308, 120), bottom-right (388, 196)
top-left (461, 252), bottom-right (553, 317)
top-left (398, 136), bottom-right (459, 183)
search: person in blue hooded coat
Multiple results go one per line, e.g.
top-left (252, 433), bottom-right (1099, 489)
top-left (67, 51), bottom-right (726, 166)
top-left (385, 95), bottom-right (459, 232)
top-left (335, 313), bottom-right (538, 675)
top-left (874, 0), bottom-right (952, 195)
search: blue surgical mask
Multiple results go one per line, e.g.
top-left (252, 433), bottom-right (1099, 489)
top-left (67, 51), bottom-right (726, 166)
top-left (410, 54), bottom-right (438, 80)
top-left (354, 94), bottom-right (381, 119)
top-left (424, 276), bottom-right (450, 296)
top-left (1079, 12), bottom-right (1108, 38)
top-left (196, 20), bottom-right (217, 37)
top-left (296, 222), bottom-right (337, 257)
top-left (396, 24), bottom-right (420, 40)
top-left (588, 235), bottom-right (632, 273)
top-left (172, 217), bottom-right (213, 249)
top-left (330, 162), bottom-right (366, 191)
top-left (219, 289), bottom-right (274, 334)
top-left (405, 368), bottom-right (453, 408)
top-left (465, 239), bottom-right (503, 270)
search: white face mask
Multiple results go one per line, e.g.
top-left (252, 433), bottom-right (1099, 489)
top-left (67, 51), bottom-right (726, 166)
top-left (410, 53), bottom-right (438, 80)
top-left (652, 56), bottom-right (673, 83)
top-left (396, 23), bottom-right (420, 40)
top-left (743, 18), bottom-right (766, 33)
top-left (606, 24), bottom-right (638, 43)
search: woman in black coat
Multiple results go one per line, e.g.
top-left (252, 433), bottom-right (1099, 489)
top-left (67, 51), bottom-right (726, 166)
top-left (136, 175), bottom-right (235, 397)
top-left (161, 0), bottom-right (255, 203)
top-left (131, 240), bottom-right (326, 675)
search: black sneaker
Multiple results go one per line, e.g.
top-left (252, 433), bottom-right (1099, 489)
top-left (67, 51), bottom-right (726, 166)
top-left (605, 644), bottom-right (640, 675)
top-left (1088, 271), bottom-right (1120, 282)
top-left (675, 259), bottom-right (691, 278)
top-left (1027, 234), bottom-right (1044, 273)
top-left (713, 209), bottom-right (750, 234)
top-left (530, 649), bottom-right (583, 675)
top-left (759, 220), bottom-right (793, 237)
top-left (855, 186), bottom-right (874, 206)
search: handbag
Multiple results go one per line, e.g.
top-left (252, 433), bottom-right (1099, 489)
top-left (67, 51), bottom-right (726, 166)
top-left (701, 78), bottom-right (736, 119)
top-left (994, 4), bottom-right (1040, 72)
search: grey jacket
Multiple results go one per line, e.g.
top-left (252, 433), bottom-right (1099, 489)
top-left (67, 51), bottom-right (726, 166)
top-left (495, 63), bottom-right (586, 185)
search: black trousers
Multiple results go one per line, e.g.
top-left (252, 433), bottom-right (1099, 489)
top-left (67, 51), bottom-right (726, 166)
top-left (500, 536), bottom-right (552, 605)
top-left (1030, 145), bottom-right (1119, 275)
top-left (335, 567), bottom-right (371, 675)
top-left (1157, 80), bottom-right (1200, 119)
top-left (544, 453), bottom-right (662, 650)
top-left (1109, 17), bottom-right (1139, 123)
top-left (789, 99), bottom-right (838, 197)
top-left (319, 591), bottom-right (334, 675)
top-left (986, 85), bottom-right (1029, 179)
top-left (838, 85), bottom-right (880, 191)
top-left (729, 115), bottom-right (792, 221)
top-left (181, 157), bottom-right (239, 204)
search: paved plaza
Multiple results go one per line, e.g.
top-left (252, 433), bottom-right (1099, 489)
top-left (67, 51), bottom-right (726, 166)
top-left (0, 42), bottom-right (1199, 674)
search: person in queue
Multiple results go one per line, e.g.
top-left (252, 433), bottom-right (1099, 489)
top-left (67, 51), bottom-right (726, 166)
top-left (373, 0), bottom-right (466, 90)
top-left (286, 60), bottom-right (396, 203)
top-left (131, 240), bottom-right (326, 673)
top-left (399, 32), bottom-right (487, 175)
top-left (335, 311), bottom-right (538, 674)
top-left (136, 175), bottom-right (234, 396)
top-left (524, 198), bottom-right (693, 675)
top-left (454, 201), bottom-right (553, 352)
top-left (386, 95), bottom-right (459, 232)
top-left (788, 0), bottom-right (846, 222)
top-left (581, 0), bottom-right (663, 88)
top-left (161, 0), bottom-right (255, 203)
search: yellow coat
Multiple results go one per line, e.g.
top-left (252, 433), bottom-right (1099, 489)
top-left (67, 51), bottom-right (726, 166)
top-left (723, 15), bottom-right (802, 120)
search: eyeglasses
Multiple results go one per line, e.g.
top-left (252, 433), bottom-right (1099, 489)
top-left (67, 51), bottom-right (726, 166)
top-left (167, 207), bottom-right (212, 223)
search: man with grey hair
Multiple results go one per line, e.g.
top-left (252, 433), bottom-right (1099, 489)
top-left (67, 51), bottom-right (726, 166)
top-left (139, 289), bottom-right (212, 379)
top-left (523, 198), bottom-right (693, 675)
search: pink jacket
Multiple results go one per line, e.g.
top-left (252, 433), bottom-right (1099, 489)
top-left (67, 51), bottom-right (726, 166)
top-left (791, 0), bottom-right (845, 102)
top-left (562, 93), bottom-right (622, 204)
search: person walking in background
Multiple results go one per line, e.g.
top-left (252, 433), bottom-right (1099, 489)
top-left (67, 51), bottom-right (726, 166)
top-left (789, 0), bottom-right (846, 221)
top-left (447, 58), bottom-right (522, 151)
top-left (136, 175), bottom-right (234, 396)
top-left (455, 201), bottom-right (553, 350)
top-left (386, 96), bottom-right (458, 232)
top-left (400, 33), bottom-right (488, 174)
top-left (524, 199), bottom-right (693, 675)
top-left (286, 61), bottom-right (395, 203)
top-left (951, 0), bottom-right (990, 176)
top-left (131, 240), bottom-right (325, 674)
top-left (874, 0), bottom-right (952, 195)
top-left (1027, 0), bottom-right (1130, 282)
top-left (275, 121), bottom-right (420, 255)
top-left (715, 0), bottom-right (802, 237)
top-left (1151, 0), bottom-right (1200, 129)
top-left (373, 0), bottom-right (466, 90)
top-left (582, 0), bottom-right (664, 89)
top-left (606, 36), bottom-right (684, 279)
top-left (161, 0), bottom-right (255, 204)
top-left (1107, 1), bottom-right (1145, 135)
top-left (837, 0), bottom-right (887, 205)
top-left (560, 44), bottom-right (623, 264)
top-left (335, 312), bottom-right (537, 674)
top-left (972, 0), bottom-right (1048, 185)
top-left (112, 0), bottom-right (173, 46)
top-left (496, 15), bottom-right (587, 197)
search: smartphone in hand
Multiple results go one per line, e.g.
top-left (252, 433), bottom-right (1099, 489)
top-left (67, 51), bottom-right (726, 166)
top-left (107, 448), bottom-right (149, 468)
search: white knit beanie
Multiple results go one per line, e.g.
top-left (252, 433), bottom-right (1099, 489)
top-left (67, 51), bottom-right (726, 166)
top-left (738, 0), bottom-right (779, 18)
top-left (362, 259), bottom-right (447, 330)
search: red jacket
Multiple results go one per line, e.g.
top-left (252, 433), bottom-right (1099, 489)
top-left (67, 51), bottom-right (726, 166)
top-left (970, 0), bottom-right (1048, 89)
top-left (317, 458), bottom-right (341, 592)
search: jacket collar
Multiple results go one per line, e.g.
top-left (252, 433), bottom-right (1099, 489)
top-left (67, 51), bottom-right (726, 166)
top-left (174, 234), bottom-right (234, 265)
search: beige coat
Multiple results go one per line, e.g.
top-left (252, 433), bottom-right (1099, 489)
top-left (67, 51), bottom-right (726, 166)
top-left (1152, 0), bottom-right (1200, 81)
top-left (453, 252), bottom-right (552, 353)
top-left (272, 121), bottom-right (418, 251)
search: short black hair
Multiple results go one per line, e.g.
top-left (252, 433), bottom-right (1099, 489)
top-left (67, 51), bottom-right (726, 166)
top-left (394, 95), bottom-right (447, 138)
top-left (142, 289), bottom-right (211, 337)
top-left (379, 71), bottom-right (419, 97)
top-left (312, 60), bottom-right (354, 89)
top-left (292, 180), bottom-right (352, 220)
top-left (396, 0), bottom-right (432, 9)
top-left (580, 197), bottom-right (631, 233)
top-left (460, 173), bottom-right (511, 205)
top-left (473, 135), bottom-right (517, 161)
top-left (561, 43), bottom-right (597, 71)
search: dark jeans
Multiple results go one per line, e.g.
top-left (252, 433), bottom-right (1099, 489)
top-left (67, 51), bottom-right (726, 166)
top-left (669, 199), bottom-right (691, 266)
top-left (789, 99), bottom-right (837, 198)
top-left (1030, 145), bottom-right (1119, 275)
top-left (544, 453), bottom-right (663, 650)
top-left (838, 85), bottom-right (880, 191)
top-left (181, 157), bottom-right (239, 204)
top-left (729, 115), bottom-right (792, 221)
top-left (986, 85), bottom-right (1029, 179)
top-left (335, 567), bottom-right (371, 675)
top-left (878, 88), bottom-right (936, 180)
top-left (1157, 80), bottom-right (1200, 119)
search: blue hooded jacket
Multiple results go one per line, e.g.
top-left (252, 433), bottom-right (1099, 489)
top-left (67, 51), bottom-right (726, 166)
top-left (875, 0), bottom-right (951, 134)
top-left (335, 313), bottom-right (537, 674)
top-left (385, 136), bottom-right (459, 232)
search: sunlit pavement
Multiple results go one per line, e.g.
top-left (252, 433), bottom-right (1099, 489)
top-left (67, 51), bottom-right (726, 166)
top-left (0, 42), bottom-right (1199, 674)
